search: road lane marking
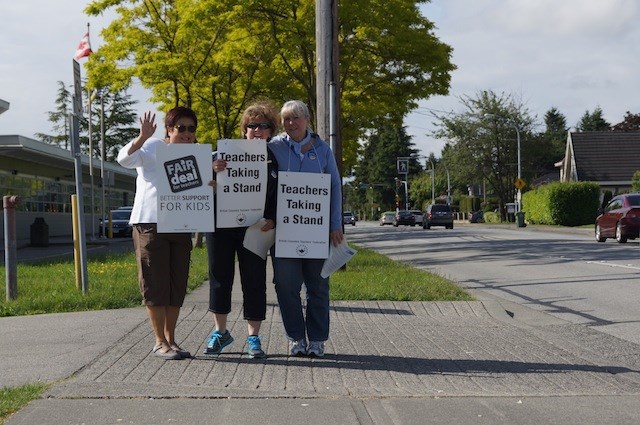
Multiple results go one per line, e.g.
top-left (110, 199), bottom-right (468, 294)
top-left (586, 261), bottom-right (640, 271)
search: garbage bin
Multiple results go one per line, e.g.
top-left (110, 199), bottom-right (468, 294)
top-left (30, 217), bottom-right (49, 247)
top-left (515, 211), bottom-right (526, 228)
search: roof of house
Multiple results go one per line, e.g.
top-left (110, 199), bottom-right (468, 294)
top-left (570, 131), bottom-right (640, 182)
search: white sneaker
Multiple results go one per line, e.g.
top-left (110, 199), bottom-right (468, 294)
top-left (307, 341), bottom-right (325, 357)
top-left (289, 339), bottom-right (307, 356)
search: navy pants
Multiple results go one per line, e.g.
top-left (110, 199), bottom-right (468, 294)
top-left (206, 228), bottom-right (267, 321)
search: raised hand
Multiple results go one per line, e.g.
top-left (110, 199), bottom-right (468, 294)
top-left (139, 111), bottom-right (157, 140)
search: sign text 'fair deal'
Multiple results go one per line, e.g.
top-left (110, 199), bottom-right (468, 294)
top-left (156, 143), bottom-right (214, 232)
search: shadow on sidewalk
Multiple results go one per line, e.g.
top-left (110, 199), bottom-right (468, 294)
top-left (206, 353), bottom-right (639, 376)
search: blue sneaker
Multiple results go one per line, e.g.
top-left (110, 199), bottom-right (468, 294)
top-left (307, 341), bottom-right (325, 357)
top-left (204, 330), bottom-right (234, 355)
top-left (247, 335), bottom-right (266, 359)
top-left (289, 339), bottom-right (307, 356)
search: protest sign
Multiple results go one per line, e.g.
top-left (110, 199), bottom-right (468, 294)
top-left (155, 143), bottom-right (214, 232)
top-left (275, 171), bottom-right (330, 259)
top-left (216, 139), bottom-right (268, 228)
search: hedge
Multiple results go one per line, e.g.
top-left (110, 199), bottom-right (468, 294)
top-left (522, 182), bottom-right (600, 226)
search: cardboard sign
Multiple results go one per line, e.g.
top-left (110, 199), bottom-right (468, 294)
top-left (155, 143), bottom-right (214, 233)
top-left (215, 139), bottom-right (268, 228)
top-left (275, 171), bottom-right (331, 259)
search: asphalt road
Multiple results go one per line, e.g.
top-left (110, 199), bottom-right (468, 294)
top-left (346, 221), bottom-right (640, 346)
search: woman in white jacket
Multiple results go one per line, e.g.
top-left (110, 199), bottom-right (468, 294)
top-left (117, 106), bottom-right (198, 360)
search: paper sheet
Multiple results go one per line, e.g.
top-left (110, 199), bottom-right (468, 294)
top-left (321, 237), bottom-right (357, 278)
top-left (242, 219), bottom-right (276, 260)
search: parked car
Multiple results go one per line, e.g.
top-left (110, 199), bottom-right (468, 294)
top-left (343, 211), bottom-right (356, 226)
top-left (423, 203), bottom-right (454, 229)
top-left (380, 211), bottom-right (395, 226)
top-left (469, 210), bottom-right (484, 223)
top-left (393, 210), bottom-right (416, 227)
top-left (99, 208), bottom-right (133, 237)
top-left (410, 210), bottom-right (424, 225)
top-left (595, 193), bottom-right (640, 243)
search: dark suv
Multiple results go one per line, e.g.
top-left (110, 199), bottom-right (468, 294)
top-left (423, 204), bottom-right (453, 229)
top-left (99, 208), bottom-right (133, 237)
top-left (343, 211), bottom-right (356, 226)
top-left (393, 210), bottom-right (416, 227)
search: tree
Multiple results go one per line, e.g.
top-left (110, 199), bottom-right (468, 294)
top-left (35, 81), bottom-right (72, 149)
top-left (576, 106), bottom-right (611, 131)
top-left (534, 107), bottom-right (568, 172)
top-left (632, 170), bottom-right (640, 192)
top-left (612, 111), bottom-right (640, 131)
top-left (83, 90), bottom-right (139, 161)
top-left (352, 121), bottom-right (418, 212)
top-left (85, 0), bottom-right (455, 173)
top-left (36, 80), bottom-right (138, 161)
top-left (408, 154), bottom-right (437, 210)
top-left (433, 90), bottom-right (536, 219)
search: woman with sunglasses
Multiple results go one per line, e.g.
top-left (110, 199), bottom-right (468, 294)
top-left (117, 106), bottom-right (198, 360)
top-left (204, 101), bottom-right (279, 359)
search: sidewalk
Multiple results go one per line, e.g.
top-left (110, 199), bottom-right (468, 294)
top-left (4, 236), bottom-right (640, 424)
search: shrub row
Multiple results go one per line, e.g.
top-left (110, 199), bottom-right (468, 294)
top-left (522, 182), bottom-right (600, 226)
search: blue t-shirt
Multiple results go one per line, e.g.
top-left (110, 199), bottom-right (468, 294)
top-left (268, 132), bottom-right (342, 231)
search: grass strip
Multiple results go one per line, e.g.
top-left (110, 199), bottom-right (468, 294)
top-left (0, 383), bottom-right (49, 424)
top-left (0, 246), bottom-right (209, 317)
top-left (330, 245), bottom-right (471, 301)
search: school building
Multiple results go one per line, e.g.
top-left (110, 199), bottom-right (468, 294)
top-left (0, 98), bottom-right (136, 243)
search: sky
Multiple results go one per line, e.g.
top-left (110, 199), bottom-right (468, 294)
top-left (2, 1), bottom-right (640, 157)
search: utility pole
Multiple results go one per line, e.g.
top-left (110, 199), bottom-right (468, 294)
top-left (316, 0), bottom-right (341, 175)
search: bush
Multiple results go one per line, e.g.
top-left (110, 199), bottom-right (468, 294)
top-left (523, 181), bottom-right (600, 226)
top-left (483, 211), bottom-right (501, 223)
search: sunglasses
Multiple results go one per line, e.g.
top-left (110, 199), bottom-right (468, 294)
top-left (173, 124), bottom-right (197, 133)
top-left (246, 123), bottom-right (272, 130)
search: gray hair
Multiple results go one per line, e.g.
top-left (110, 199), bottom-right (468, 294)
top-left (280, 100), bottom-right (310, 124)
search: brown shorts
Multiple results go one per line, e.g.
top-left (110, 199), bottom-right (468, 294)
top-left (132, 223), bottom-right (193, 307)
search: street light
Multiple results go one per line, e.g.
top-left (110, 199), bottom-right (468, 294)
top-left (442, 163), bottom-right (451, 205)
top-left (484, 114), bottom-right (522, 213)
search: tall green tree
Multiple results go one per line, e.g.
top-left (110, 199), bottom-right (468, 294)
top-left (576, 106), bottom-right (611, 131)
top-left (85, 0), bottom-right (455, 173)
top-left (36, 80), bottom-right (138, 161)
top-left (543, 107), bottom-right (568, 160)
top-left (83, 90), bottom-right (139, 161)
top-left (433, 90), bottom-right (536, 218)
top-left (353, 121), bottom-right (419, 212)
top-left (35, 81), bottom-right (72, 149)
top-left (531, 107), bottom-right (569, 173)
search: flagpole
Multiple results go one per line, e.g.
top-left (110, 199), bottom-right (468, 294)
top-left (88, 87), bottom-right (96, 240)
top-left (100, 90), bottom-right (106, 239)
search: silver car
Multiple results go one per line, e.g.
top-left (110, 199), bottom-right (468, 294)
top-left (379, 211), bottom-right (395, 226)
top-left (410, 210), bottom-right (424, 225)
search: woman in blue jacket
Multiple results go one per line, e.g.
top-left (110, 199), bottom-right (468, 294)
top-left (268, 100), bottom-right (343, 357)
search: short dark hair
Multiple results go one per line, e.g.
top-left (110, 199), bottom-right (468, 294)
top-left (240, 101), bottom-right (280, 137)
top-left (164, 106), bottom-right (198, 137)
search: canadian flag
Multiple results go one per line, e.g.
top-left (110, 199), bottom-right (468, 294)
top-left (74, 32), bottom-right (92, 60)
